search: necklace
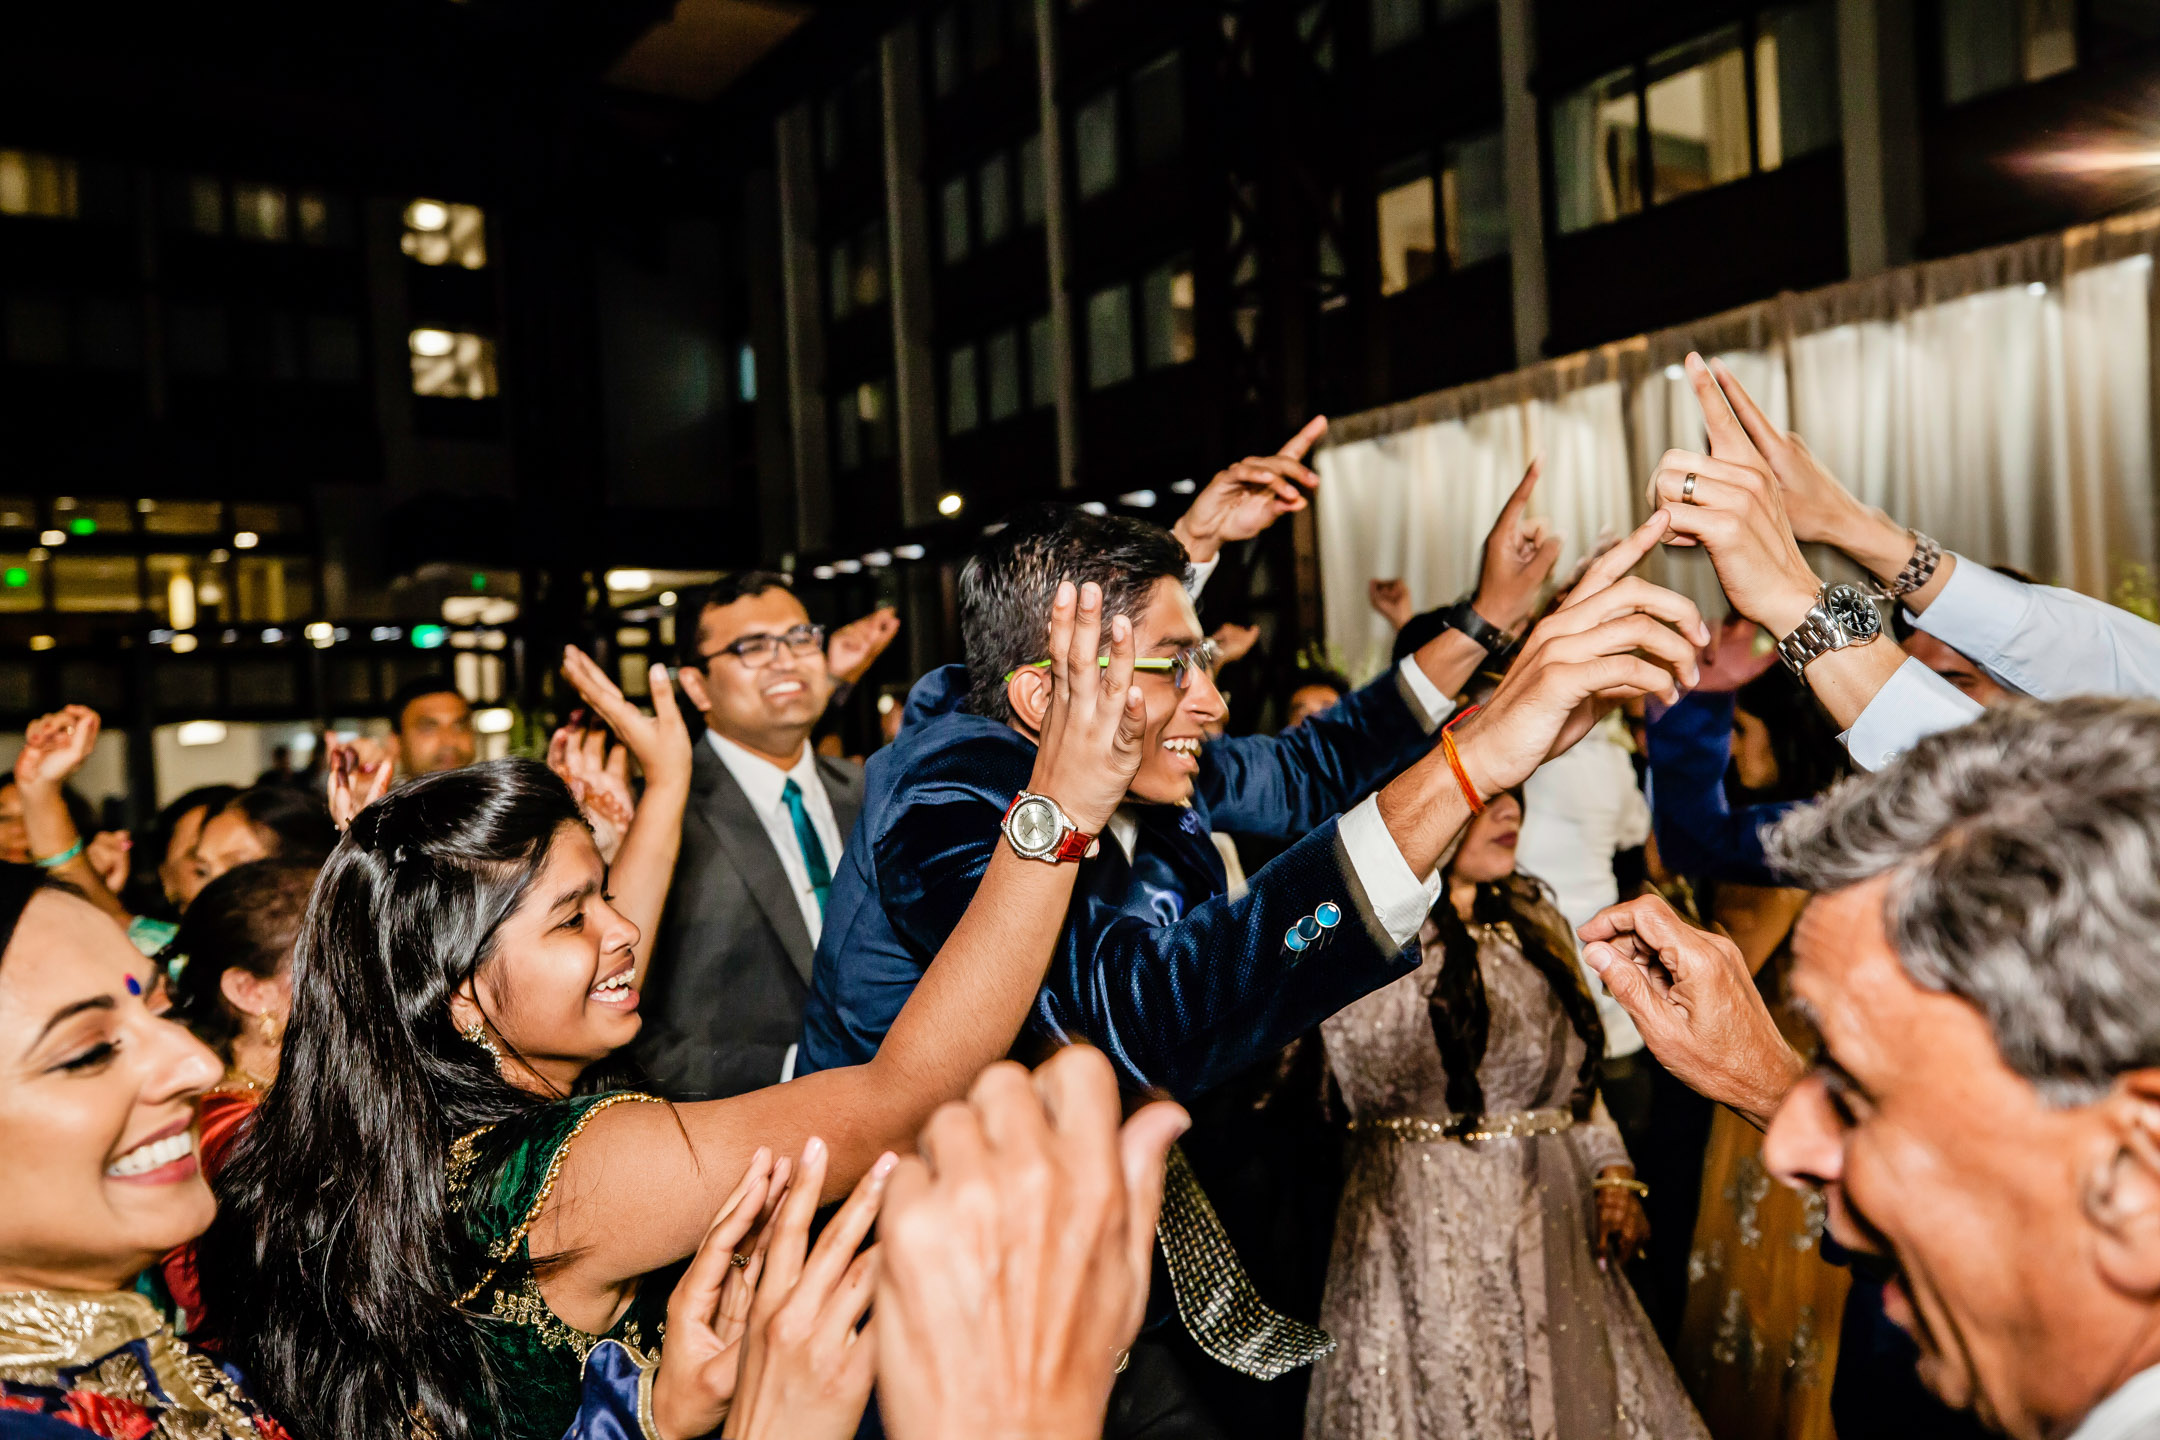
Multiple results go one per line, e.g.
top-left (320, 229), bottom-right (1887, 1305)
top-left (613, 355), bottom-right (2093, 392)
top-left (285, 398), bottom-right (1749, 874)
top-left (218, 1063), bottom-right (272, 1094)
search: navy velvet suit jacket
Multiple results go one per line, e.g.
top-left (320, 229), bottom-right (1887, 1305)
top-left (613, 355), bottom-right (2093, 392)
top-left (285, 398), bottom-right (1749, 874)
top-left (796, 662), bottom-right (1438, 1097)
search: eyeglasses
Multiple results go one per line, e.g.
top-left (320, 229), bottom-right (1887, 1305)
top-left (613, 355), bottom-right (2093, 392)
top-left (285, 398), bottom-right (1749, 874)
top-left (700, 623), bottom-right (827, 667)
top-left (1005, 639), bottom-right (1222, 690)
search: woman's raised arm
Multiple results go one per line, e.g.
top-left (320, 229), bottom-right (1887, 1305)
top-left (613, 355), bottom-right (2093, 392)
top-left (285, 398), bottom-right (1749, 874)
top-left (542, 579), bottom-right (1145, 1292)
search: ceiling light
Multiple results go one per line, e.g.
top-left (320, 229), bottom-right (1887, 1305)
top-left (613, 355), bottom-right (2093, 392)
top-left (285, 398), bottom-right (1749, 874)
top-left (833, 558), bottom-right (863, 574)
top-left (937, 492), bottom-right (964, 517)
top-left (1170, 479), bottom-right (1197, 495)
top-left (305, 621), bottom-right (335, 647)
top-left (406, 199), bottom-right (450, 232)
top-left (474, 707), bottom-right (515, 734)
top-left (812, 565), bottom-right (836, 580)
top-left (1664, 363), bottom-right (1685, 380)
top-left (878, 693), bottom-right (897, 714)
top-left (175, 720), bottom-right (228, 747)
top-left (1118, 489), bottom-right (1158, 508)
top-left (233, 531), bottom-right (259, 549)
top-left (893, 544), bottom-right (925, 560)
top-left (209, 548), bottom-right (230, 563)
top-left (605, 568), bottom-right (653, 592)
top-left (2027, 281), bottom-right (2048, 296)
top-left (29, 634), bottom-right (55, 651)
top-left (262, 627), bottom-right (284, 643)
top-left (409, 328), bottom-right (455, 358)
top-left (371, 626), bottom-right (403, 641)
top-left (658, 590), bottom-right (677, 606)
top-left (862, 550), bottom-right (893, 568)
top-left (40, 529), bottom-right (64, 546)
top-left (171, 633), bottom-right (199, 654)
top-left (1079, 501), bottom-right (1107, 516)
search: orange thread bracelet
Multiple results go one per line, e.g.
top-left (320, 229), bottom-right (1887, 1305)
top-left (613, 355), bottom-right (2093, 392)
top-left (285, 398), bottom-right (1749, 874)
top-left (1441, 704), bottom-right (1486, 815)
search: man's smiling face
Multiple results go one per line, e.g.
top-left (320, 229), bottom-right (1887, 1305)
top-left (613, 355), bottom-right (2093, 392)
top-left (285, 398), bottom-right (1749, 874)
top-left (1122, 576), bottom-right (1224, 806)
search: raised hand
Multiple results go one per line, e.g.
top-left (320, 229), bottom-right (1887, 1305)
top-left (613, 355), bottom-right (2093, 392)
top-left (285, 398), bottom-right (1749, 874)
top-left (1368, 578), bottom-right (1413, 630)
top-left (560, 646), bottom-right (695, 794)
top-left (723, 1138), bottom-right (893, 1440)
top-left (1446, 512), bottom-right (1708, 801)
top-left (828, 607), bottom-right (902, 685)
top-left (649, 1147), bottom-right (792, 1440)
top-left (1593, 1169), bottom-right (1650, 1270)
top-left (86, 830), bottom-right (131, 893)
top-left (14, 705), bottom-right (101, 795)
top-left (1024, 581), bottom-right (1148, 837)
top-left (1171, 416), bottom-right (1327, 563)
top-left (546, 719), bottom-right (635, 864)
top-left (1472, 458), bottom-right (1566, 636)
top-left (326, 740), bottom-right (394, 832)
top-left (1209, 621), bottom-right (1260, 666)
top-left (875, 1046), bottom-right (1189, 1440)
top-left (1578, 894), bottom-right (1806, 1128)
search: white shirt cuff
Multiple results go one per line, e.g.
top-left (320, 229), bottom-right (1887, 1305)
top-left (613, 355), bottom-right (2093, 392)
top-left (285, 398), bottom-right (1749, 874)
top-left (1336, 793), bottom-right (1443, 949)
top-left (1838, 656), bottom-right (1986, 771)
top-left (1395, 655), bottom-right (1458, 731)
top-left (780, 1043), bottom-right (798, 1083)
top-left (1185, 556), bottom-right (1218, 600)
top-left (1911, 555), bottom-right (2028, 675)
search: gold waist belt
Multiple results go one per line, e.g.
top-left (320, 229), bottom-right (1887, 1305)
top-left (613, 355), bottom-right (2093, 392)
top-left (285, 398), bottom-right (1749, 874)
top-left (1350, 1106), bottom-right (1575, 1144)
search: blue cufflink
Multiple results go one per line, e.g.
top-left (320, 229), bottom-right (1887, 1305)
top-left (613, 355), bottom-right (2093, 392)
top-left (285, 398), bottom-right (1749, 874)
top-left (1285, 902), bottom-right (1344, 952)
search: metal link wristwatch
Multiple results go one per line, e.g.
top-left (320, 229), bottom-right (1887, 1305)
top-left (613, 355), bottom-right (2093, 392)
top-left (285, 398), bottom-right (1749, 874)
top-left (1867, 531), bottom-right (1943, 601)
top-left (1001, 791), bottom-right (1099, 863)
top-left (1775, 583), bottom-right (1884, 677)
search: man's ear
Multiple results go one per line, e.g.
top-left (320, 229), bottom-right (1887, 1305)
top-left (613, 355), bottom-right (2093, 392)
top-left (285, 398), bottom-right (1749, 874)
top-left (1006, 668), bottom-right (1051, 738)
top-left (677, 666), bottom-right (714, 717)
top-left (2083, 1070), bottom-right (2160, 1299)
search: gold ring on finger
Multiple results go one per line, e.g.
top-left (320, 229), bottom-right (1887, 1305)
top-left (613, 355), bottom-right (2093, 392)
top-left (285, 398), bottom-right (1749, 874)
top-left (729, 1252), bottom-right (751, 1269)
top-left (1681, 473), bottom-right (1698, 503)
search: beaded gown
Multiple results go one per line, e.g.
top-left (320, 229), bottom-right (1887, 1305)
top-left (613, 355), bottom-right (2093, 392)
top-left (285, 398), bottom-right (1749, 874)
top-left (1303, 909), bottom-right (1710, 1440)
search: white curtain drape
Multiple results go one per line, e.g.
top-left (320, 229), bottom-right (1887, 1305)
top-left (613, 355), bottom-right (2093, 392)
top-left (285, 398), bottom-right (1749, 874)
top-left (1316, 246), bottom-right (2159, 684)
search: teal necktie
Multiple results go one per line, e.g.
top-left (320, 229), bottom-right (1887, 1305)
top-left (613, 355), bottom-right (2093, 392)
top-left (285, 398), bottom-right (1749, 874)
top-left (781, 778), bottom-right (833, 917)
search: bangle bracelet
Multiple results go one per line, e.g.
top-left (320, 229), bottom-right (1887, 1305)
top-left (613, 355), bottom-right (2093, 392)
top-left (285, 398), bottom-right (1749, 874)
top-left (34, 837), bottom-right (86, 870)
top-left (1593, 1175), bottom-right (1649, 1197)
top-left (1440, 704), bottom-right (1486, 815)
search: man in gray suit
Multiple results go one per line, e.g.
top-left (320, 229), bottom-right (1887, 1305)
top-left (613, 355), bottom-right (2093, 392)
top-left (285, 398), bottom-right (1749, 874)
top-left (633, 570), bottom-right (897, 1099)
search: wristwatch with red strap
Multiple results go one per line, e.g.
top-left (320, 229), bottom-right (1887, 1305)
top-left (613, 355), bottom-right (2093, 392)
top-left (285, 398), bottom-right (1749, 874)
top-left (1001, 791), bottom-right (1098, 863)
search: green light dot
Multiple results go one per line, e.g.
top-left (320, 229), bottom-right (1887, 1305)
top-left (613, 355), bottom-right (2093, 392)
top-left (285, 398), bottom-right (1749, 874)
top-left (411, 624), bottom-right (448, 650)
top-left (68, 517), bottom-right (96, 536)
top-left (3, 567), bottom-right (26, 588)
top-left (471, 573), bottom-right (486, 591)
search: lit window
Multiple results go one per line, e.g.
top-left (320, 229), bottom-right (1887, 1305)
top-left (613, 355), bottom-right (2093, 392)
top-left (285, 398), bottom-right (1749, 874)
top-left (1645, 28), bottom-right (1751, 206)
top-left (54, 498), bottom-right (131, 535)
top-left (1441, 132), bottom-right (1509, 267)
top-left (978, 153), bottom-right (1012, 244)
top-left (231, 503), bottom-right (303, 536)
top-left (409, 329), bottom-right (498, 399)
top-left (947, 343), bottom-right (980, 434)
top-left (1371, 0), bottom-right (1424, 53)
top-left (1027, 313), bottom-right (1057, 409)
top-left (0, 552), bottom-right (41, 612)
top-left (1375, 162), bottom-right (1437, 295)
top-left (1020, 132), bottom-right (1045, 226)
top-left (836, 223), bottom-right (887, 315)
top-left (185, 176), bottom-right (223, 235)
top-left (986, 327), bottom-right (1022, 421)
top-left (1085, 283), bottom-right (1133, 390)
top-left (140, 500), bottom-right (223, 535)
top-left (1553, 67), bottom-right (1643, 233)
top-left (1130, 53), bottom-right (1183, 170)
top-left (296, 192), bottom-right (352, 245)
top-left (0, 150), bottom-right (78, 219)
top-left (1074, 91), bottom-right (1120, 200)
top-left (737, 341), bottom-right (757, 402)
top-left (52, 555), bottom-right (141, 613)
top-left (235, 556), bottom-right (314, 623)
top-left (1942, 0), bottom-right (2074, 105)
top-left (1142, 261), bottom-right (1196, 370)
top-left (233, 184), bottom-right (289, 242)
top-left (1756, 4), bottom-right (1840, 168)
top-left (858, 377), bottom-right (895, 461)
top-left (941, 174), bottom-right (971, 264)
top-left (0, 499), bottom-right (34, 532)
top-left (401, 199), bottom-right (487, 269)
top-left (932, 7), bottom-right (963, 97)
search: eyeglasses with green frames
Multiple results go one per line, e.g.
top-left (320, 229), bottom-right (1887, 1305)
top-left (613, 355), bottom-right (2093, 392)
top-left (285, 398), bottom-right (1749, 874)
top-left (1005, 638), bottom-right (1222, 689)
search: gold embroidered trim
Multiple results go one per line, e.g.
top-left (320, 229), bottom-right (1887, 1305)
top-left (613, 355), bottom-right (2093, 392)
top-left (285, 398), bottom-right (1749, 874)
top-left (1349, 1106), bottom-right (1575, 1144)
top-left (485, 1276), bottom-right (656, 1364)
top-left (454, 1093), bottom-right (663, 1306)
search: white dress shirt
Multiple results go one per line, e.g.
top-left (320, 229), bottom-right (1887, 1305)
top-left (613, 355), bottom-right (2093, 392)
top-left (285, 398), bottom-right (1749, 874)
top-left (1515, 711), bottom-right (1652, 1057)
top-left (2068, 1364), bottom-right (2160, 1440)
top-left (706, 731), bottom-right (845, 947)
top-left (1839, 553), bottom-right (2160, 769)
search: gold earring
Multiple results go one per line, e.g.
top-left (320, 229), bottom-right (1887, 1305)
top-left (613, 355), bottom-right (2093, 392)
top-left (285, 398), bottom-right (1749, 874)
top-left (258, 1011), bottom-right (277, 1044)
top-left (461, 1019), bottom-right (503, 1072)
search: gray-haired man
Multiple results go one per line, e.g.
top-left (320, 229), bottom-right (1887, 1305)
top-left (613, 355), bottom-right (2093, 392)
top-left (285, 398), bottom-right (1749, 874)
top-left (1579, 696), bottom-right (2160, 1440)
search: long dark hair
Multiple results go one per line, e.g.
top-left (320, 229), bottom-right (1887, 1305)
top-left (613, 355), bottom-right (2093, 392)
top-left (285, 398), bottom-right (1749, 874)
top-left (196, 759), bottom-right (586, 1440)
top-left (1427, 864), bottom-right (1605, 1126)
top-left (167, 859), bottom-right (317, 1057)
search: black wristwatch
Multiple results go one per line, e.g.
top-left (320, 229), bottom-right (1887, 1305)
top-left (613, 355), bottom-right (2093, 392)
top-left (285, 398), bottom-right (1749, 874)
top-left (1440, 600), bottom-right (1515, 654)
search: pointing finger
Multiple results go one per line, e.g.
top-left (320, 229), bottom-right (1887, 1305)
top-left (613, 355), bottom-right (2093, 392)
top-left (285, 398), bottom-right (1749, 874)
top-left (1276, 414), bottom-right (1329, 463)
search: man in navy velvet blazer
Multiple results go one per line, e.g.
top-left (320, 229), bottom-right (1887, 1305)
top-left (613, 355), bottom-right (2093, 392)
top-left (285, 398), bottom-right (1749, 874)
top-left (795, 451), bottom-right (1688, 1099)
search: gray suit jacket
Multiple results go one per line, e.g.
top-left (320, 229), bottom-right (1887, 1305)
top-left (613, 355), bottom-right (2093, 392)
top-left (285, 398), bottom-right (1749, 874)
top-left (633, 741), bottom-right (863, 1100)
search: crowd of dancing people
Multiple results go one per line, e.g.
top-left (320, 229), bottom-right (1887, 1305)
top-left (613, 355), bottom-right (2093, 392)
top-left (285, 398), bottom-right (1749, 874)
top-left (9, 354), bottom-right (2160, 1440)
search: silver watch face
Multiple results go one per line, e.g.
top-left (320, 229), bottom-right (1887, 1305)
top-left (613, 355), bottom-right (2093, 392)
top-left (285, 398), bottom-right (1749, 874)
top-left (1008, 795), bottom-right (1063, 856)
top-left (1824, 584), bottom-right (1883, 641)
